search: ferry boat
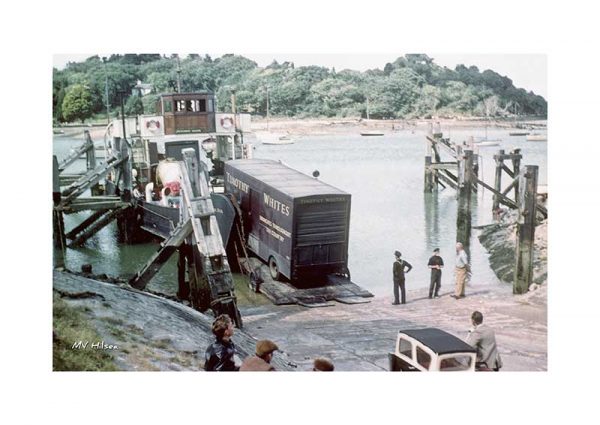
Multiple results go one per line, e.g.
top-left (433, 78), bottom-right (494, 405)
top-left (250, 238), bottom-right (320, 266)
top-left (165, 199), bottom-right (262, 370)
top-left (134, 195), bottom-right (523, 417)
top-left (104, 91), bottom-right (253, 238)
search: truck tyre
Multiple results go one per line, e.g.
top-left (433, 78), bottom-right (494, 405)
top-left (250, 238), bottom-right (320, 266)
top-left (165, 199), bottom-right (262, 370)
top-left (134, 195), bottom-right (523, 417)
top-left (268, 256), bottom-right (280, 281)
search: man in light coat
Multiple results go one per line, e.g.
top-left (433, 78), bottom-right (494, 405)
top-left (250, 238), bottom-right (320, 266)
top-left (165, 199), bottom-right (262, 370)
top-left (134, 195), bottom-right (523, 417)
top-left (466, 311), bottom-right (502, 371)
top-left (453, 242), bottom-right (469, 299)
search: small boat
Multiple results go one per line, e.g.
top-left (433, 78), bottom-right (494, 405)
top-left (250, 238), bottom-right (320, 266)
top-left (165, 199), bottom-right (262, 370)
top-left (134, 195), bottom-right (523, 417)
top-left (474, 140), bottom-right (500, 147)
top-left (360, 131), bottom-right (384, 136)
top-left (526, 133), bottom-right (547, 142)
top-left (263, 136), bottom-right (294, 145)
top-left (509, 131), bottom-right (530, 136)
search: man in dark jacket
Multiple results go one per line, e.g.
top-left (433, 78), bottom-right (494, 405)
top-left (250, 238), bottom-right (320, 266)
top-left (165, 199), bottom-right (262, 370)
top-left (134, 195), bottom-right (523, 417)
top-left (427, 248), bottom-right (444, 299)
top-left (204, 314), bottom-right (238, 371)
top-left (392, 250), bottom-right (413, 305)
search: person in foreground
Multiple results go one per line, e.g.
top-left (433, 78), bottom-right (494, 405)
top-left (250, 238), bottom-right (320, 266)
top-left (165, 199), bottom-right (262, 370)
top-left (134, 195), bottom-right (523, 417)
top-left (466, 311), bottom-right (503, 371)
top-left (240, 340), bottom-right (279, 371)
top-left (204, 314), bottom-right (239, 371)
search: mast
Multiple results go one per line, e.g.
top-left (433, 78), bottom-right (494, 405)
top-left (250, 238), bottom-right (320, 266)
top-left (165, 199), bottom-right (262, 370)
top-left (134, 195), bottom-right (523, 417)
top-left (266, 85), bottom-right (270, 131)
top-left (176, 55), bottom-right (182, 93)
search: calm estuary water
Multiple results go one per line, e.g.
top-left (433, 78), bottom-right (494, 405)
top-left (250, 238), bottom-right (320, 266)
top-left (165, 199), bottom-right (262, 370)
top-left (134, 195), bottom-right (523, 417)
top-left (53, 125), bottom-right (547, 300)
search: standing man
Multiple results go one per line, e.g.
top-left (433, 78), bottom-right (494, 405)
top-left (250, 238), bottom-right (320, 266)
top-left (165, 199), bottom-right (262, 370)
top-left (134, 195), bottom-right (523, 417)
top-left (204, 314), bottom-right (239, 371)
top-left (466, 311), bottom-right (503, 371)
top-left (427, 248), bottom-right (444, 299)
top-left (453, 242), bottom-right (469, 299)
top-left (392, 251), bottom-right (413, 305)
top-left (240, 340), bottom-right (279, 371)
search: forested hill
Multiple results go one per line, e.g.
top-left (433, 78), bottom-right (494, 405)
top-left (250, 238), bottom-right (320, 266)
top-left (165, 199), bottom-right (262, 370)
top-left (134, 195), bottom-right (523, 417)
top-left (53, 53), bottom-right (546, 123)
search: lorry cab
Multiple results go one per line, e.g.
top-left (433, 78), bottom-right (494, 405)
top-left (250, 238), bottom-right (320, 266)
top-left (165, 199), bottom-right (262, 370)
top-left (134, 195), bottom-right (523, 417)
top-left (389, 328), bottom-right (477, 372)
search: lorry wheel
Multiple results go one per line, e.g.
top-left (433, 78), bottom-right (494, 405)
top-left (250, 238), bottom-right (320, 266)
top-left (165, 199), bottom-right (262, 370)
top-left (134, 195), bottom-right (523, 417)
top-left (268, 257), bottom-right (280, 280)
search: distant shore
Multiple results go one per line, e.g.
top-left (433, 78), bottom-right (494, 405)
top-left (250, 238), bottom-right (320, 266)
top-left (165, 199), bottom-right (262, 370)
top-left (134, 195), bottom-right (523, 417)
top-left (54, 115), bottom-right (547, 141)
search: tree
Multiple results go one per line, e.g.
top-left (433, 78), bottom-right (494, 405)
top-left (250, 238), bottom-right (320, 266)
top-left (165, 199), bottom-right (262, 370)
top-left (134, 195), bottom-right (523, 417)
top-left (62, 84), bottom-right (94, 123)
top-left (125, 93), bottom-right (144, 116)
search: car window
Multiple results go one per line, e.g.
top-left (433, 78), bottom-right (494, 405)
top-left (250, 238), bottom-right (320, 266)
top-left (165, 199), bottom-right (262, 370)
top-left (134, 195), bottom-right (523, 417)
top-left (439, 355), bottom-right (473, 371)
top-left (398, 338), bottom-right (412, 359)
top-left (416, 346), bottom-right (431, 370)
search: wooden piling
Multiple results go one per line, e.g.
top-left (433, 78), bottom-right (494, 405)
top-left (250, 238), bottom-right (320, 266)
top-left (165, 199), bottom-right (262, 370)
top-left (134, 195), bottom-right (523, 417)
top-left (456, 149), bottom-right (473, 253)
top-left (511, 150), bottom-right (521, 204)
top-left (493, 149), bottom-right (504, 213)
top-left (424, 155), bottom-right (435, 192)
top-left (53, 155), bottom-right (66, 267)
top-left (514, 165), bottom-right (538, 294)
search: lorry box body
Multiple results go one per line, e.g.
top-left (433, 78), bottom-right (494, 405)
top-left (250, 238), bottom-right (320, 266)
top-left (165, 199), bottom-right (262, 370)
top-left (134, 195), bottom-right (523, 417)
top-left (224, 159), bottom-right (351, 282)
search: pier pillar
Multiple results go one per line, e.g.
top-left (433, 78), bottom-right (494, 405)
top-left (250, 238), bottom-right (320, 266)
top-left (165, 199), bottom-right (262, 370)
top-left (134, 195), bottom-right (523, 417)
top-left (514, 165), bottom-right (538, 294)
top-left (493, 149), bottom-right (505, 214)
top-left (53, 155), bottom-right (66, 267)
top-left (511, 150), bottom-right (521, 204)
top-left (424, 156), bottom-right (435, 192)
top-left (456, 149), bottom-right (473, 254)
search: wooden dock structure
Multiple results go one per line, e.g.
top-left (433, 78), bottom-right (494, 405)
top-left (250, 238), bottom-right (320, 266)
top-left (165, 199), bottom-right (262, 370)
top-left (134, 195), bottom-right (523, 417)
top-left (423, 130), bottom-right (547, 294)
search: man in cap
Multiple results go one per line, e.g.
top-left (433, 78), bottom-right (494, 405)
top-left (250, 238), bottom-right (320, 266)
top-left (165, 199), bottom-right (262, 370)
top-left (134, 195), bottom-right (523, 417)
top-left (453, 242), bottom-right (470, 299)
top-left (312, 357), bottom-right (335, 371)
top-left (427, 248), bottom-right (444, 299)
top-left (204, 314), bottom-right (238, 371)
top-left (392, 250), bottom-right (413, 305)
top-left (240, 339), bottom-right (278, 371)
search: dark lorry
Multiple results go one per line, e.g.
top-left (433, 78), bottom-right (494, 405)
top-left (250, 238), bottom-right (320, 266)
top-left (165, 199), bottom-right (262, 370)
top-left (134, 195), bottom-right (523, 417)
top-left (224, 159), bottom-right (351, 284)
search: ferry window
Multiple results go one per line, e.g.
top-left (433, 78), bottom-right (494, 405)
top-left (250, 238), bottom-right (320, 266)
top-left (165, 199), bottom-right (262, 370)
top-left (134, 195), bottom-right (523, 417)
top-left (208, 99), bottom-right (214, 112)
top-left (198, 99), bottom-right (206, 112)
top-left (176, 100), bottom-right (186, 112)
top-left (439, 355), bottom-right (473, 371)
top-left (416, 347), bottom-right (431, 370)
top-left (398, 338), bottom-right (412, 358)
top-left (163, 100), bottom-right (173, 113)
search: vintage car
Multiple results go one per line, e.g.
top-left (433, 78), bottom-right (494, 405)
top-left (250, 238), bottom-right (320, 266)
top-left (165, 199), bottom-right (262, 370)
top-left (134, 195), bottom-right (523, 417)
top-left (389, 328), bottom-right (477, 372)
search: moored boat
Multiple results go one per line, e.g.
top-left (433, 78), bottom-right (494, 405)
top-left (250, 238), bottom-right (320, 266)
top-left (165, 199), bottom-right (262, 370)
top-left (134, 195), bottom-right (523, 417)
top-left (360, 131), bottom-right (384, 136)
top-left (526, 133), bottom-right (547, 141)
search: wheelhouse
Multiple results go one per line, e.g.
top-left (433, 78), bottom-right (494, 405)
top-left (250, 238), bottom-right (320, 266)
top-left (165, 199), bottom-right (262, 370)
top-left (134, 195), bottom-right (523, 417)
top-left (157, 92), bottom-right (216, 134)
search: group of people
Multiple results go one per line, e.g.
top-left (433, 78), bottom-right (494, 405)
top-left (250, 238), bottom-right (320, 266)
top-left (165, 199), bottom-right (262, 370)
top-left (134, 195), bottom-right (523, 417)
top-left (203, 314), bottom-right (334, 372)
top-left (204, 311), bottom-right (501, 372)
top-left (392, 242), bottom-right (471, 305)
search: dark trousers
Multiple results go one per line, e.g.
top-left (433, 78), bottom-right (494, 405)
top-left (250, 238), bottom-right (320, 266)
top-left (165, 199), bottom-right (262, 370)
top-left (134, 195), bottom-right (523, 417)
top-left (393, 278), bottom-right (405, 304)
top-left (429, 270), bottom-right (441, 297)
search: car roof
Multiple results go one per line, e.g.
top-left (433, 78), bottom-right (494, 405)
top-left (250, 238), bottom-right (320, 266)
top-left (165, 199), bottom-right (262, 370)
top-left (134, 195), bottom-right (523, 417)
top-left (399, 328), bottom-right (477, 355)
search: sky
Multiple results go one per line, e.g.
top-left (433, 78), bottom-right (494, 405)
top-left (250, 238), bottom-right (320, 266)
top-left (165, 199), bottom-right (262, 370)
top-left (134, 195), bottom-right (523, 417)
top-left (53, 53), bottom-right (547, 99)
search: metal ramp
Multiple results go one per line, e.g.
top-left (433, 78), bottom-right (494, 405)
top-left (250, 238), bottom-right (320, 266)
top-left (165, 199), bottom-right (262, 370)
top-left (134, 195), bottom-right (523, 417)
top-left (242, 258), bottom-right (373, 307)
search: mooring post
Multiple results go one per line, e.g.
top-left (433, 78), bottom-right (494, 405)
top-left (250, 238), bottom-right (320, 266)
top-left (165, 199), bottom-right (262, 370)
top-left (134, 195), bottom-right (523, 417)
top-left (493, 149), bottom-right (505, 214)
top-left (514, 165), bottom-right (538, 294)
top-left (424, 156), bottom-right (435, 192)
top-left (84, 130), bottom-right (96, 171)
top-left (53, 155), bottom-right (66, 267)
top-left (511, 149), bottom-right (521, 204)
top-left (456, 149), bottom-right (473, 254)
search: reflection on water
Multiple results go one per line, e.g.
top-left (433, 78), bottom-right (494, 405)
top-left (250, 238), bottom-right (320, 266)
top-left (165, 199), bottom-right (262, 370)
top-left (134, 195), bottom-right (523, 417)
top-left (53, 126), bottom-right (547, 298)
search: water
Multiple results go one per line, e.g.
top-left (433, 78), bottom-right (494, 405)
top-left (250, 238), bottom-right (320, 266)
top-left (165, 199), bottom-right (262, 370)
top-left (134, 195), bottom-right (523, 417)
top-left (53, 126), bottom-right (547, 299)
